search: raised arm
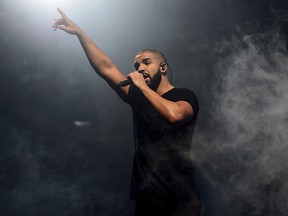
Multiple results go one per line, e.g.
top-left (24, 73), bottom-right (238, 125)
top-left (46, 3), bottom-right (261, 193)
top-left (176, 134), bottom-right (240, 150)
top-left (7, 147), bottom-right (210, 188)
top-left (52, 8), bottom-right (130, 101)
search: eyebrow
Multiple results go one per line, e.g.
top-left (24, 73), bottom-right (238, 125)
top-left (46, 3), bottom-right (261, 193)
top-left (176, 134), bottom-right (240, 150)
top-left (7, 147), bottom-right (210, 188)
top-left (143, 58), bottom-right (152, 63)
top-left (134, 58), bottom-right (152, 65)
top-left (134, 58), bottom-right (153, 69)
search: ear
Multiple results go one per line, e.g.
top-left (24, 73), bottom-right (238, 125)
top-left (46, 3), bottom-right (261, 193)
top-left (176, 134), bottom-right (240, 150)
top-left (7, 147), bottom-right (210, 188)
top-left (160, 62), bottom-right (167, 72)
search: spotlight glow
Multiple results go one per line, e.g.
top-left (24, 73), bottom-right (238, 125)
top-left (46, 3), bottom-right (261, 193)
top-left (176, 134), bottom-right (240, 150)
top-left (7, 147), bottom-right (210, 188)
top-left (4, 0), bottom-right (78, 23)
top-left (6, 0), bottom-right (74, 12)
top-left (40, 0), bottom-right (72, 8)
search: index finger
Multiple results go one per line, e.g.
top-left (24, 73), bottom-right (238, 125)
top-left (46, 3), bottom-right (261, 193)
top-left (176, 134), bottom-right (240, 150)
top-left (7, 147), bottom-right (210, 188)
top-left (57, 7), bottom-right (68, 19)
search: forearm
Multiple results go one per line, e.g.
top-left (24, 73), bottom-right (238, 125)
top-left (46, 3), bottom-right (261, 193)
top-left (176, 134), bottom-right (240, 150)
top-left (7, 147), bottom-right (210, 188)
top-left (76, 30), bottom-right (116, 78)
top-left (140, 86), bottom-right (193, 123)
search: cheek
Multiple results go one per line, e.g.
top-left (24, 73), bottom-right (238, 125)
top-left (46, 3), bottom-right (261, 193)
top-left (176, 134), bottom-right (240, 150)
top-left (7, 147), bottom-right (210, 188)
top-left (149, 68), bottom-right (161, 76)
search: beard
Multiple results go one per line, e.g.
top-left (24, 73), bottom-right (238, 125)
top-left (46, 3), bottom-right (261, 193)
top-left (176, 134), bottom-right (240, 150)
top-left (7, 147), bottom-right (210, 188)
top-left (147, 71), bottom-right (162, 91)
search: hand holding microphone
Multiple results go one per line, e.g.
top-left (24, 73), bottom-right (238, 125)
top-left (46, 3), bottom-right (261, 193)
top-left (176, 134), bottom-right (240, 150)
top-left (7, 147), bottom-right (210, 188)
top-left (117, 71), bottom-right (148, 87)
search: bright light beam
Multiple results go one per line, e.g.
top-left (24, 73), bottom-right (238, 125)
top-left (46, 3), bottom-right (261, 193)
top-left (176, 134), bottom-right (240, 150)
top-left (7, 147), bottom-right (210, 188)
top-left (5, 0), bottom-right (75, 18)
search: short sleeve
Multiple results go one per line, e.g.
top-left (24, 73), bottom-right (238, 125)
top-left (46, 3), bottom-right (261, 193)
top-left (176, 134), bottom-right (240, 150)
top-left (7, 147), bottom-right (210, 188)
top-left (179, 89), bottom-right (198, 117)
top-left (164, 88), bottom-right (199, 118)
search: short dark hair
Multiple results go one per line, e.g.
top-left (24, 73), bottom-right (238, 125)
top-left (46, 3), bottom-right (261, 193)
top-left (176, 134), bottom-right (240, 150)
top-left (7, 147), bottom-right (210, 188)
top-left (136, 49), bottom-right (167, 63)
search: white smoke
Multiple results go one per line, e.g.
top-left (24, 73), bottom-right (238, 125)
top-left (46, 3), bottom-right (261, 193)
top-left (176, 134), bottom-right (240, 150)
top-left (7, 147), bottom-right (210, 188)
top-left (195, 30), bottom-right (288, 216)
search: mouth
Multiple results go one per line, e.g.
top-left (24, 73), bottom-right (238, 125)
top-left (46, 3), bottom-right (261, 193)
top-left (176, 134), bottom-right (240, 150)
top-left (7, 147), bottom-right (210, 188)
top-left (144, 74), bottom-right (150, 83)
top-left (140, 71), bottom-right (149, 79)
top-left (143, 74), bottom-right (149, 79)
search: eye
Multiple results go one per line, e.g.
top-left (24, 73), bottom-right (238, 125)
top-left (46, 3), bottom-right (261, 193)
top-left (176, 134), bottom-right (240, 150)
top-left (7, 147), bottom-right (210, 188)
top-left (143, 59), bottom-right (151, 65)
top-left (134, 62), bottom-right (140, 70)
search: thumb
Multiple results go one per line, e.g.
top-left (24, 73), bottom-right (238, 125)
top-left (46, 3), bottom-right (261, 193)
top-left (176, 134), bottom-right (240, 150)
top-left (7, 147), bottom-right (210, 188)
top-left (57, 25), bottom-right (66, 31)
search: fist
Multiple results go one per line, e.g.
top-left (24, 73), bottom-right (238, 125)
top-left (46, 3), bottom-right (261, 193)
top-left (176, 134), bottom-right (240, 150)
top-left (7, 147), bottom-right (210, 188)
top-left (127, 71), bottom-right (148, 89)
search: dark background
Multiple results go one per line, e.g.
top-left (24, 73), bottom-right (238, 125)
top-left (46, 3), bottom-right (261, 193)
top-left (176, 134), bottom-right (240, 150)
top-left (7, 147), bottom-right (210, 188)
top-left (1, 0), bottom-right (288, 215)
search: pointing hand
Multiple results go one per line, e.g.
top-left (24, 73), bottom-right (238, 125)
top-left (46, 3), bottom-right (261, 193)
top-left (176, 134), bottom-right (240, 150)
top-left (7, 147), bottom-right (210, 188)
top-left (52, 8), bottom-right (80, 35)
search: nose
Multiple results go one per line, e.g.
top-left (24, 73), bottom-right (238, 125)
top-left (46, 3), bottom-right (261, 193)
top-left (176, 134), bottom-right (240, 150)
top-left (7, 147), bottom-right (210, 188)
top-left (138, 69), bottom-right (145, 74)
top-left (137, 63), bottom-right (146, 72)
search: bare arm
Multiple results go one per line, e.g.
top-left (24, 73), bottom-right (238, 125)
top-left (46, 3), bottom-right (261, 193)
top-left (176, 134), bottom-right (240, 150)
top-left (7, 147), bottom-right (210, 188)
top-left (128, 72), bottom-right (194, 123)
top-left (53, 8), bottom-right (130, 100)
top-left (143, 88), bottom-right (193, 124)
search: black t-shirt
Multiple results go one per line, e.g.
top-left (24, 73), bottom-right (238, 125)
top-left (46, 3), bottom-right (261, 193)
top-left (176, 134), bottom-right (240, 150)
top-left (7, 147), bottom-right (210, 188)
top-left (128, 84), bottom-right (200, 208)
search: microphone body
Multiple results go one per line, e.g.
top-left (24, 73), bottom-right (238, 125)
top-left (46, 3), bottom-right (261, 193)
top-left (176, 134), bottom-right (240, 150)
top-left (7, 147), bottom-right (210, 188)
top-left (117, 78), bottom-right (132, 87)
top-left (117, 73), bottom-right (148, 87)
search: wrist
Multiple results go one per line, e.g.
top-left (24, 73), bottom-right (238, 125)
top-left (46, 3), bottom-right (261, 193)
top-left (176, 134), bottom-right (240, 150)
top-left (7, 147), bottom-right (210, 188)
top-left (75, 28), bottom-right (85, 38)
top-left (139, 84), bottom-right (151, 94)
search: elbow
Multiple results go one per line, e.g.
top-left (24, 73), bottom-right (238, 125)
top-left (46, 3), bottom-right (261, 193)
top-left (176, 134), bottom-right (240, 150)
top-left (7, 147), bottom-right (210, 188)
top-left (168, 118), bottom-right (178, 124)
top-left (100, 59), bottom-right (114, 68)
top-left (91, 59), bottom-right (114, 71)
top-left (167, 113), bottom-right (179, 123)
top-left (167, 113), bottom-right (187, 124)
top-left (167, 111), bottom-right (193, 124)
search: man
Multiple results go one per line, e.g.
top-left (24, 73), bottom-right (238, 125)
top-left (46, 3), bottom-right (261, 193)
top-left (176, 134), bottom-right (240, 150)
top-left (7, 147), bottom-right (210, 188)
top-left (53, 8), bottom-right (201, 216)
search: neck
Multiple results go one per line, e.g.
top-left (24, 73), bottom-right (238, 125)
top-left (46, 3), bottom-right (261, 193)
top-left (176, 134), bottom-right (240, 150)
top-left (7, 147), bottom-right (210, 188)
top-left (156, 78), bottom-right (174, 95)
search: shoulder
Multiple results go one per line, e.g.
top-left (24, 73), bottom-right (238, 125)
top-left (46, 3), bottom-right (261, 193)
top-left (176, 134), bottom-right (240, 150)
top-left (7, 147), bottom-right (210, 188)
top-left (167, 87), bottom-right (199, 115)
top-left (170, 87), bottom-right (197, 97)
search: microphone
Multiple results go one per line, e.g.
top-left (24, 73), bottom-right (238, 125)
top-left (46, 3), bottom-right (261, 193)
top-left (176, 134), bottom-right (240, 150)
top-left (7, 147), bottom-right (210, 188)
top-left (117, 78), bottom-right (132, 87)
top-left (117, 73), bottom-right (148, 87)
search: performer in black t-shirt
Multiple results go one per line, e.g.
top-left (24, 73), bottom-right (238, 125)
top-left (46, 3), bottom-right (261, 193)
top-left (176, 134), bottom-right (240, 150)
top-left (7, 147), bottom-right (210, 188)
top-left (53, 8), bottom-right (201, 216)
